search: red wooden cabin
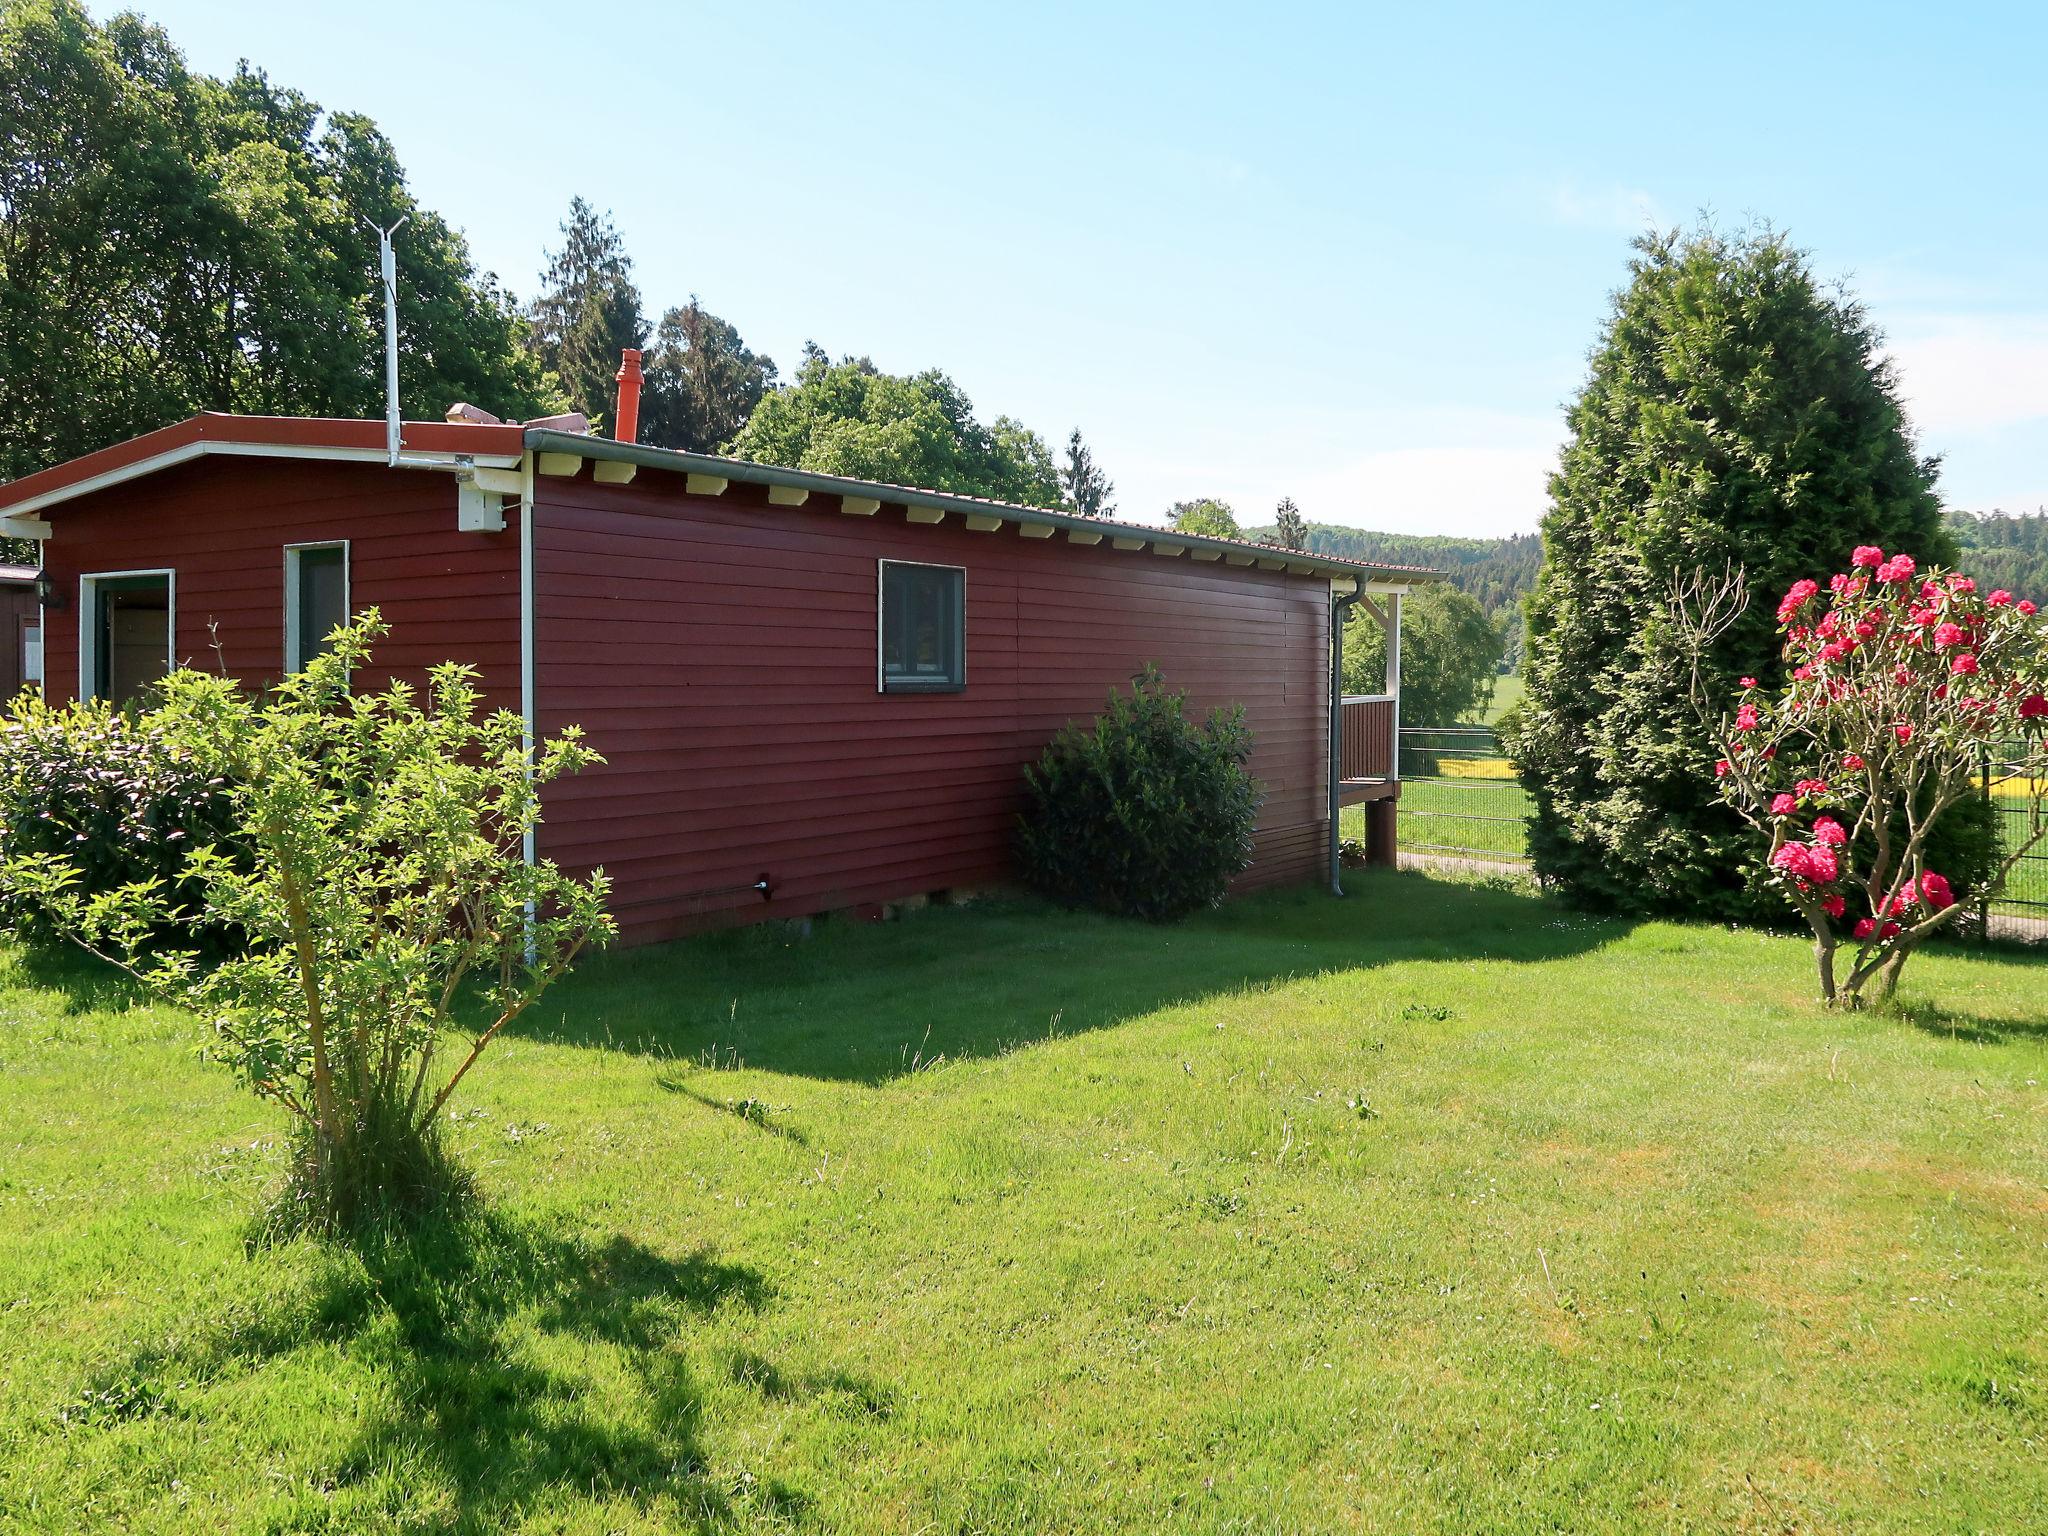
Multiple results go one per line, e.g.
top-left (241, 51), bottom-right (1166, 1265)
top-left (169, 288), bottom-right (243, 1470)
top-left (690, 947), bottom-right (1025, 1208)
top-left (0, 396), bottom-right (1425, 946)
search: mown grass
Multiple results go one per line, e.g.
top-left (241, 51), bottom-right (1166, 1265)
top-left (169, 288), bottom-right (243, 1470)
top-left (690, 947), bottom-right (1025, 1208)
top-left (2, 873), bottom-right (2045, 1533)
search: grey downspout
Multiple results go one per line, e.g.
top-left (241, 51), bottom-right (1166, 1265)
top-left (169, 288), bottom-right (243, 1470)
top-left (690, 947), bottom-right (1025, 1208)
top-left (1327, 590), bottom-right (1360, 895)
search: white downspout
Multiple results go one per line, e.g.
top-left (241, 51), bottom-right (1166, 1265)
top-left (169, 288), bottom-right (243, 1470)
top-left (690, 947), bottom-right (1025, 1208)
top-left (518, 452), bottom-right (538, 962)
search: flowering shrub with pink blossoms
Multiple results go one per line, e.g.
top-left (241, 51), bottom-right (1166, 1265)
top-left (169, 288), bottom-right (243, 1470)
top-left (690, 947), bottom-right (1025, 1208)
top-left (1689, 547), bottom-right (2048, 1005)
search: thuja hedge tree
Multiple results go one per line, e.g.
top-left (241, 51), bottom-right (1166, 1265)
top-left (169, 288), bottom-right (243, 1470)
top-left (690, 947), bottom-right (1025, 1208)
top-left (0, 615), bottom-right (614, 1234)
top-left (1679, 549), bottom-right (2048, 1004)
top-left (1510, 225), bottom-right (1969, 920)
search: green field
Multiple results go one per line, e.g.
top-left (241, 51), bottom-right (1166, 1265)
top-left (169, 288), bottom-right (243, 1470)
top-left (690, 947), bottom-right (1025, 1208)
top-left (4, 875), bottom-right (2045, 1532)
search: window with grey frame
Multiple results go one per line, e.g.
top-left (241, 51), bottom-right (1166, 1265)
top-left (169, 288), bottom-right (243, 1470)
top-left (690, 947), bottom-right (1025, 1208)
top-left (879, 560), bottom-right (965, 691)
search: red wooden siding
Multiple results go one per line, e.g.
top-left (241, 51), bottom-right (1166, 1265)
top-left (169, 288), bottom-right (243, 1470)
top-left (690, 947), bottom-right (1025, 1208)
top-left (38, 457), bottom-right (520, 713)
top-left (532, 476), bottom-right (1333, 943)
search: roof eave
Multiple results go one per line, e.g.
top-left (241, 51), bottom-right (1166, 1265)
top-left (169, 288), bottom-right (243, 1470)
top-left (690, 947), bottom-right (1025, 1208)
top-left (524, 430), bottom-right (1437, 587)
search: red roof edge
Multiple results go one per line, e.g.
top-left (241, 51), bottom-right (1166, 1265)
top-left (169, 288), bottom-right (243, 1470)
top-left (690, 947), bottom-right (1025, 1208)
top-left (0, 412), bottom-right (528, 516)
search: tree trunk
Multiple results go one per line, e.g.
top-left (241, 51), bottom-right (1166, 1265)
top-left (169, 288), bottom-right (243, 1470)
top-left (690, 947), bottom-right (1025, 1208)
top-left (1814, 937), bottom-right (1839, 1005)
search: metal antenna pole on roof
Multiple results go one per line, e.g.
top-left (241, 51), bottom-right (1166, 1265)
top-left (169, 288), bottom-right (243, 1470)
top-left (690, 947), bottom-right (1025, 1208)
top-left (368, 216), bottom-right (409, 466)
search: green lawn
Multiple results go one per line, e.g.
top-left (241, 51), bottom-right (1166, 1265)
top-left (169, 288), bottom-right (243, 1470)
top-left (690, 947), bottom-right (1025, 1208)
top-left (3, 875), bottom-right (2045, 1533)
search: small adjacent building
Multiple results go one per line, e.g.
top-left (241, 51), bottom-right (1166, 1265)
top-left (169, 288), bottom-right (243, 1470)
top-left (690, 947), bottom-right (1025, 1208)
top-left (0, 387), bottom-right (1425, 945)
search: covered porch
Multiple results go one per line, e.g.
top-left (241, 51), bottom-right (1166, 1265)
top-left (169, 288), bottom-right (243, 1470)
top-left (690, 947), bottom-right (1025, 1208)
top-left (1328, 582), bottom-right (1410, 879)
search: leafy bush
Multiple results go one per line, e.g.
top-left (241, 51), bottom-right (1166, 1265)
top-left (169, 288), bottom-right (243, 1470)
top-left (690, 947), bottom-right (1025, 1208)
top-left (1017, 666), bottom-right (1260, 921)
top-left (0, 614), bottom-right (614, 1236)
top-left (1682, 551), bottom-right (2047, 1005)
top-left (0, 692), bottom-right (241, 947)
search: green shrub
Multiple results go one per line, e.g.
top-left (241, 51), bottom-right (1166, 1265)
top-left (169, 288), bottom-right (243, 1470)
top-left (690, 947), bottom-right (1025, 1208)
top-left (0, 692), bottom-right (241, 948)
top-left (1017, 666), bottom-right (1260, 921)
top-left (0, 614), bottom-right (614, 1237)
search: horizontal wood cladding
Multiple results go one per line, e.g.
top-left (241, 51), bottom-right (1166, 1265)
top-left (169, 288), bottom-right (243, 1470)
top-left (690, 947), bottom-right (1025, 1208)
top-left (533, 478), bottom-right (1333, 943)
top-left (39, 457), bottom-right (521, 714)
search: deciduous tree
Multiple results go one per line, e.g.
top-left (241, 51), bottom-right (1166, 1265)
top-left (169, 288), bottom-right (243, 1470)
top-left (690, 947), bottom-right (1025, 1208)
top-left (0, 0), bottom-right (551, 482)
top-left (1343, 581), bottom-right (1504, 726)
top-left (1169, 499), bottom-right (1241, 539)
top-left (728, 349), bottom-right (1061, 506)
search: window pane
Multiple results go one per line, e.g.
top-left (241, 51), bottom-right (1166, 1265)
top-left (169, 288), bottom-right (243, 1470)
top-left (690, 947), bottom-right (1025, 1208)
top-left (881, 564), bottom-right (963, 689)
top-left (296, 547), bottom-right (346, 666)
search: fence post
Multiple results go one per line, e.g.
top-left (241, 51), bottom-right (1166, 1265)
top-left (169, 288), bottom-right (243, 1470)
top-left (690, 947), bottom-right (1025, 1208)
top-left (1977, 742), bottom-right (1992, 942)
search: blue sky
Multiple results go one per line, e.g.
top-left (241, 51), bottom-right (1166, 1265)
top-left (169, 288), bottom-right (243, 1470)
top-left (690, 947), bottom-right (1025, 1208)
top-left (124, 1), bottom-right (2048, 536)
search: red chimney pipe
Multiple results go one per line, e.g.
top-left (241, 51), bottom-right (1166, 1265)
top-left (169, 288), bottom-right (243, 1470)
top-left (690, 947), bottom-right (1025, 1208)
top-left (614, 348), bottom-right (643, 444)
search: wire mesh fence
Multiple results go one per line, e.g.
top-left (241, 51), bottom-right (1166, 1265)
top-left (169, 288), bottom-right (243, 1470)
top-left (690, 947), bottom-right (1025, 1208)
top-left (1983, 744), bottom-right (2046, 917)
top-left (1390, 726), bottom-right (1530, 865)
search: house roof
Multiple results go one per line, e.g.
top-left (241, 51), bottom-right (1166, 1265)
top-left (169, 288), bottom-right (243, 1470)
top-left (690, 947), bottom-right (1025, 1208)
top-left (0, 412), bottom-right (1437, 589)
top-left (530, 430), bottom-right (1437, 587)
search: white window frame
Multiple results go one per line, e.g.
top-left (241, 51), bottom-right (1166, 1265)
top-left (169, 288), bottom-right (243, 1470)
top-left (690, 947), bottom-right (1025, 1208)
top-left (283, 540), bottom-right (350, 672)
top-left (877, 557), bottom-right (967, 693)
top-left (78, 567), bottom-right (175, 702)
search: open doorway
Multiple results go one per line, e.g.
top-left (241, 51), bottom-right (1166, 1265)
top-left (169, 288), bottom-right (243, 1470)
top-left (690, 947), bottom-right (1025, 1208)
top-left (81, 570), bottom-right (173, 704)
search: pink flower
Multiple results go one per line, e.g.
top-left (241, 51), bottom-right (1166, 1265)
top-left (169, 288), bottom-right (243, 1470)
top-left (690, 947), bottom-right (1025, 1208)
top-left (1920, 871), bottom-right (1955, 910)
top-left (1909, 607), bottom-right (1939, 628)
top-left (1852, 917), bottom-right (1877, 939)
top-left (1987, 589), bottom-right (2012, 607)
top-left (1841, 753), bottom-right (1865, 771)
top-left (1888, 889), bottom-right (1915, 915)
top-left (1933, 621), bottom-right (1966, 649)
top-left (1895, 724), bottom-right (1914, 743)
top-left (1881, 921), bottom-right (1902, 940)
top-left (1822, 894), bottom-right (1847, 918)
top-left (1734, 703), bottom-right (1760, 731)
top-left (1812, 817), bottom-right (1847, 846)
top-left (1714, 758), bottom-right (1732, 778)
top-left (2020, 600), bottom-right (2038, 617)
top-left (1771, 793), bottom-right (1797, 815)
top-left (1950, 652), bottom-right (1979, 676)
top-left (1876, 554), bottom-right (1917, 583)
top-left (2019, 694), bottom-right (2048, 721)
top-left (1777, 579), bottom-right (1820, 623)
top-left (1804, 844), bottom-right (1840, 883)
top-left (1851, 545), bottom-right (1884, 568)
top-left (1950, 576), bottom-right (1976, 595)
top-left (1740, 677), bottom-right (1758, 690)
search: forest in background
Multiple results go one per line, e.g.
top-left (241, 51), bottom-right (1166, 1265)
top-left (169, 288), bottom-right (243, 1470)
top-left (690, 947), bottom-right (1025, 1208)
top-left (1246, 512), bottom-right (2048, 675)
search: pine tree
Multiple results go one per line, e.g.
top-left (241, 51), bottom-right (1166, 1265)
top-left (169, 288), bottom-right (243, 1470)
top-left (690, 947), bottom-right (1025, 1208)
top-left (1509, 225), bottom-right (1957, 920)
top-left (1273, 497), bottom-right (1308, 551)
top-left (527, 197), bottom-right (645, 429)
top-left (1059, 429), bottom-right (1115, 517)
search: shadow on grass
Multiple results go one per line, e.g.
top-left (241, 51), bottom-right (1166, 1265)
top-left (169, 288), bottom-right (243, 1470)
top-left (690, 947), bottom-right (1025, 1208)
top-left (0, 938), bottom-right (154, 1016)
top-left (1896, 997), bottom-right (2048, 1046)
top-left (517, 870), bottom-right (1634, 1085)
top-left (71, 1211), bottom-right (785, 1531)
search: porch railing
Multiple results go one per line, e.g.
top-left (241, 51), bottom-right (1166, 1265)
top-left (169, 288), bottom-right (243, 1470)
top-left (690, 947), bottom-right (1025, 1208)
top-left (1339, 695), bottom-right (1395, 781)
